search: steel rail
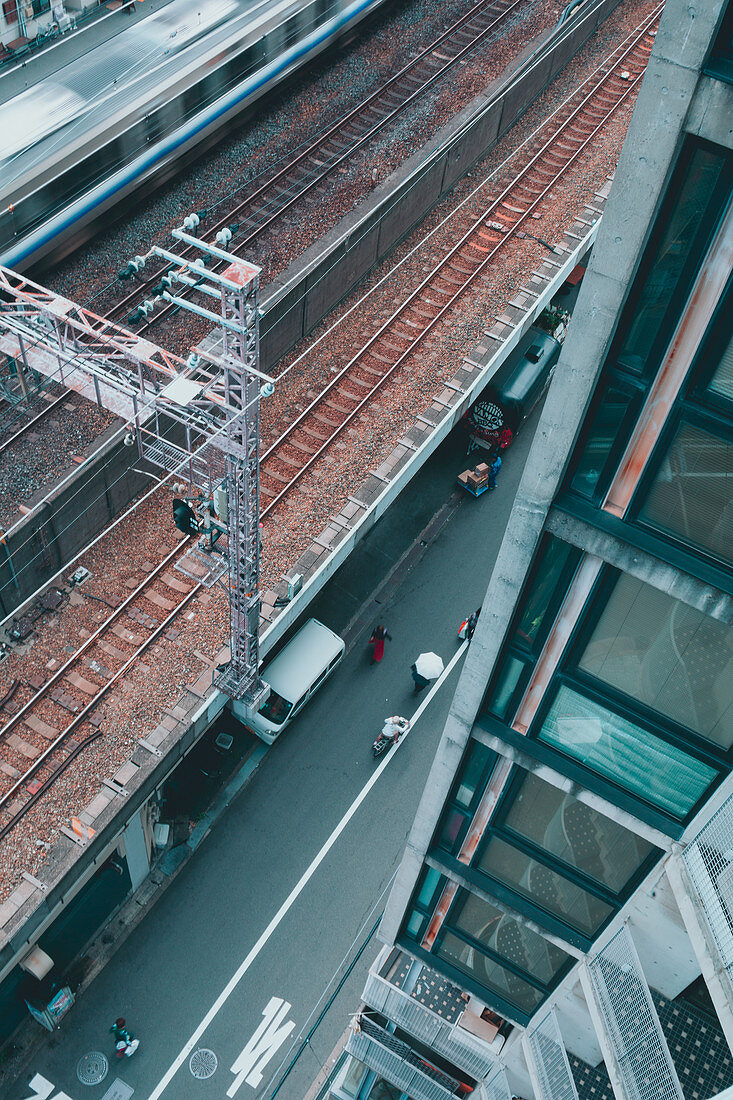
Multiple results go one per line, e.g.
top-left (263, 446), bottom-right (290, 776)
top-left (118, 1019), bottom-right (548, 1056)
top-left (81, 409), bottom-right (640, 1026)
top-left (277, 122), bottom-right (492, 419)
top-left (0, 538), bottom-right (187, 744)
top-left (0, 581), bottom-right (202, 836)
top-left (107, 0), bottom-right (528, 326)
top-left (259, 6), bottom-right (660, 516)
top-left (0, 390), bottom-right (71, 458)
top-left (258, 2), bottom-right (658, 472)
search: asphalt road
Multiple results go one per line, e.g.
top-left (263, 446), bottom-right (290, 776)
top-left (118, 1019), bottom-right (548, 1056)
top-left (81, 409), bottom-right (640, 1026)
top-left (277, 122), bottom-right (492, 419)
top-left (10, 414), bottom-right (540, 1100)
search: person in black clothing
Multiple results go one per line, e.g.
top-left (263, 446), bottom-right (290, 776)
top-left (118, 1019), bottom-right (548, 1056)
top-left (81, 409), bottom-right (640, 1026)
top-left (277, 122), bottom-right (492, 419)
top-left (466, 607), bottom-right (481, 641)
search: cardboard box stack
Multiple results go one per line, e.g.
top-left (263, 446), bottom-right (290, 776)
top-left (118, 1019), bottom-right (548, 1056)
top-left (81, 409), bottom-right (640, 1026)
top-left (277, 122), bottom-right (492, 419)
top-left (459, 463), bottom-right (490, 491)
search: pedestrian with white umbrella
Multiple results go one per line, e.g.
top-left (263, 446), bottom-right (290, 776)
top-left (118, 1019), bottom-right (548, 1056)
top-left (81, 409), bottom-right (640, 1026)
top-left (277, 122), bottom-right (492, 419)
top-left (411, 651), bottom-right (444, 693)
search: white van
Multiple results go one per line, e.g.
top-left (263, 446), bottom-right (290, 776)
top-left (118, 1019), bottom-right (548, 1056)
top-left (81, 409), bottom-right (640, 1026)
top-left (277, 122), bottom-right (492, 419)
top-left (234, 618), bottom-right (345, 744)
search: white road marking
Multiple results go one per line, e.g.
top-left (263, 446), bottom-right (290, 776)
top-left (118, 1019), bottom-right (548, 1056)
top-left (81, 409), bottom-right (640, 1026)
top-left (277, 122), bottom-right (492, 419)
top-left (228, 997), bottom-right (296, 1095)
top-left (22, 1077), bottom-right (54, 1100)
top-left (22, 1076), bottom-right (72, 1100)
top-left (147, 642), bottom-right (467, 1098)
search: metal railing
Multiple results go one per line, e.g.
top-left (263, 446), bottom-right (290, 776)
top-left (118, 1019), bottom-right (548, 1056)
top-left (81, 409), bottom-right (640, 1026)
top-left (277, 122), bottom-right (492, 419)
top-left (345, 1018), bottom-right (465, 1100)
top-left (524, 1007), bottom-right (579, 1100)
top-left (586, 926), bottom-right (683, 1100)
top-left (478, 1064), bottom-right (514, 1100)
top-left (362, 969), bottom-right (499, 1080)
top-left (682, 792), bottom-right (733, 982)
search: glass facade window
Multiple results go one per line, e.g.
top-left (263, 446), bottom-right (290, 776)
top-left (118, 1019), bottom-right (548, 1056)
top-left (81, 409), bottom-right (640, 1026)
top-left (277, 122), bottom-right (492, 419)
top-left (514, 537), bottom-right (578, 653)
top-left (437, 891), bottom-right (571, 1014)
top-left (578, 574), bottom-right (733, 749)
top-left (537, 685), bottom-right (716, 816)
top-left (336, 1057), bottom-right (368, 1098)
top-left (454, 771), bottom-right (660, 937)
top-left (484, 536), bottom-right (580, 721)
top-left (617, 147), bottom-right (727, 375)
top-left (571, 384), bottom-right (637, 499)
top-left (708, 330), bottom-right (733, 402)
top-left (637, 419), bottom-right (733, 565)
top-left (437, 931), bottom-right (545, 1014)
top-left (486, 655), bottom-right (527, 721)
top-left (477, 838), bottom-right (612, 936)
top-left (404, 868), bottom-right (447, 942)
top-left (453, 891), bottom-right (572, 984)
top-left (497, 773), bottom-right (655, 893)
top-left (434, 741), bottom-right (495, 855)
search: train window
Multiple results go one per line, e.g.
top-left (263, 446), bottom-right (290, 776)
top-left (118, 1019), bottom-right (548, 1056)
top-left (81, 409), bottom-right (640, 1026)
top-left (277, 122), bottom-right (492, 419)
top-left (225, 41), bottom-right (265, 88)
top-left (198, 71), bottom-right (226, 112)
top-left (313, 0), bottom-right (331, 23)
top-left (283, 15), bottom-right (299, 51)
top-left (145, 108), bottom-right (167, 146)
top-left (2, 0), bottom-right (18, 24)
top-left (266, 23), bottom-right (284, 59)
top-left (183, 84), bottom-right (205, 121)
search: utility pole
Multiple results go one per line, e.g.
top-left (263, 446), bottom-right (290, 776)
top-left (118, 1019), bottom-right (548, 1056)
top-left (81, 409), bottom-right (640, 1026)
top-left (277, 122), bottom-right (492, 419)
top-left (0, 222), bottom-right (274, 707)
top-left (164, 225), bottom-right (269, 704)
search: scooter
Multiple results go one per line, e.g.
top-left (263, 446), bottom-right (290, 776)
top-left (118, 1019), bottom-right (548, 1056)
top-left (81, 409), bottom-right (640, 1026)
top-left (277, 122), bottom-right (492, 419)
top-left (115, 1037), bottom-right (140, 1059)
top-left (372, 716), bottom-right (409, 758)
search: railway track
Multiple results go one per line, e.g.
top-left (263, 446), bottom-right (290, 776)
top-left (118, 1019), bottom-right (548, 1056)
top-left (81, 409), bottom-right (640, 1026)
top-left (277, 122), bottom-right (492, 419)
top-left (0, 390), bottom-right (71, 458)
top-left (107, 0), bottom-right (531, 331)
top-left (257, 5), bottom-right (660, 515)
top-left (0, 0), bottom-right (531, 454)
top-left (0, 541), bottom-right (199, 839)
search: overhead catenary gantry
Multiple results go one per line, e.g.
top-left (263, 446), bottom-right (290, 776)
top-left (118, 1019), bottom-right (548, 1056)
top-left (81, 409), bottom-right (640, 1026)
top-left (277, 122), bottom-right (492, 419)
top-left (0, 226), bottom-right (273, 705)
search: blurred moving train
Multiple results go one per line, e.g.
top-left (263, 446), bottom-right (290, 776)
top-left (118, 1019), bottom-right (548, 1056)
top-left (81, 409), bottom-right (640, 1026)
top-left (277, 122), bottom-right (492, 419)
top-left (0, 0), bottom-right (387, 270)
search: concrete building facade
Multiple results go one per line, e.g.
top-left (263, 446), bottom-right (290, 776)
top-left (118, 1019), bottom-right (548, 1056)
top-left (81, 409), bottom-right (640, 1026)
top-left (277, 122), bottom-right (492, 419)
top-left (328, 1), bottom-right (733, 1098)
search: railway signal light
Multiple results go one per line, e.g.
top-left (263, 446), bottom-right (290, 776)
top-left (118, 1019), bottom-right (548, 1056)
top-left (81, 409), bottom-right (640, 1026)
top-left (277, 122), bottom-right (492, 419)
top-left (172, 498), bottom-right (199, 536)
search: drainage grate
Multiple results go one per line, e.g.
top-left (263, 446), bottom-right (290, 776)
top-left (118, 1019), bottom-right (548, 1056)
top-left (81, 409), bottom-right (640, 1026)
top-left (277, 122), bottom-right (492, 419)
top-left (77, 1051), bottom-right (109, 1085)
top-left (190, 1048), bottom-right (218, 1079)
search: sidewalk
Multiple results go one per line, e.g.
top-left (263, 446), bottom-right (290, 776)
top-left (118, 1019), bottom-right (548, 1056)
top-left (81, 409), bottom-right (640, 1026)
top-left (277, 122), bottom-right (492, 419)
top-left (0, 0), bottom-right (174, 99)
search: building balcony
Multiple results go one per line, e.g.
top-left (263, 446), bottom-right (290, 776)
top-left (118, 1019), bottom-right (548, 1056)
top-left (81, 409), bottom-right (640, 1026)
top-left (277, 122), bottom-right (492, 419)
top-left (362, 948), bottom-right (505, 1082)
top-left (345, 1015), bottom-right (469, 1100)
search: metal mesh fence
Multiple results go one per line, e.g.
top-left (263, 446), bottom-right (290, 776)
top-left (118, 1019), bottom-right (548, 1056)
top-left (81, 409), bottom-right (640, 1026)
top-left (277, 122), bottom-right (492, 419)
top-left (345, 1027), bottom-right (458, 1100)
top-left (362, 970), bottom-right (499, 1080)
top-left (525, 1008), bottom-right (579, 1100)
top-left (682, 792), bottom-right (733, 978)
top-left (481, 1064), bottom-right (514, 1100)
top-left (587, 926), bottom-right (683, 1100)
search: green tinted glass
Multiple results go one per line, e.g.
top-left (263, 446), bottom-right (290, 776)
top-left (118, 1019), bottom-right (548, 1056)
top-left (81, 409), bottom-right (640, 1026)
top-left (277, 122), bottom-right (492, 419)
top-left (538, 686), bottom-right (716, 817)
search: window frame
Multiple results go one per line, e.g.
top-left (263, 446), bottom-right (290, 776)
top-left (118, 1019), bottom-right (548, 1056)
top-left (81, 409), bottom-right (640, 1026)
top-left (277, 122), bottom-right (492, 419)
top-left (687, 271), bottom-right (733, 410)
top-left (529, 672), bottom-right (724, 822)
top-left (432, 887), bottom-right (575, 1016)
top-left (432, 740), bottom-right (497, 857)
top-left (482, 535), bottom-right (582, 720)
top-left (565, 373), bottom-right (646, 505)
top-left (605, 141), bottom-right (732, 381)
top-left (401, 866), bottom-right (447, 944)
top-left (567, 567), bottom-right (731, 755)
top-left (430, 766), bottom-right (660, 947)
top-left (561, 141), bottom-right (732, 508)
top-left (628, 402), bottom-right (733, 571)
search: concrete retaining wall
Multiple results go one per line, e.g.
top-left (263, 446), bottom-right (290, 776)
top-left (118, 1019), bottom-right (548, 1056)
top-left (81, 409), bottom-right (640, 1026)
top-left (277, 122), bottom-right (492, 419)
top-left (260, 0), bottom-right (623, 369)
top-left (0, 431), bottom-right (150, 617)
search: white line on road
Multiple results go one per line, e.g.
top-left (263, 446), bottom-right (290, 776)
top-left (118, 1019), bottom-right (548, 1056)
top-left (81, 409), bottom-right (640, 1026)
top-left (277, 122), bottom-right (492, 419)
top-left (147, 641), bottom-right (467, 1098)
